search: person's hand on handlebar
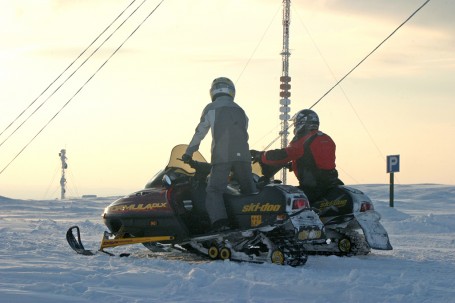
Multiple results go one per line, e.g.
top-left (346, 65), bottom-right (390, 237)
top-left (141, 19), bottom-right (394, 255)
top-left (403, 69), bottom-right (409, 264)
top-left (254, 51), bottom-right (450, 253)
top-left (250, 150), bottom-right (263, 163)
top-left (181, 153), bottom-right (192, 164)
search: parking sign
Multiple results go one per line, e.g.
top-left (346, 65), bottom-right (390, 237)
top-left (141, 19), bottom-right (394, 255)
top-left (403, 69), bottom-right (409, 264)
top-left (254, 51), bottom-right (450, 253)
top-left (387, 155), bottom-right (400, 173)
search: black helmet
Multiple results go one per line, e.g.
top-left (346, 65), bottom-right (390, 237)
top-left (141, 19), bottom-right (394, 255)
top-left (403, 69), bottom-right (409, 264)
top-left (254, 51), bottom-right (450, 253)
top-left (293, 109), bottom-right (319, 134)
top-left (210, 77), bottom-right (235, 101)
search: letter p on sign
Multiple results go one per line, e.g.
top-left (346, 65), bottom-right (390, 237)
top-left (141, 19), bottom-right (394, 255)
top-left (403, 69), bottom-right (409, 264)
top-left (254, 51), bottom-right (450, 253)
top-left (387, 155), bottom-right (400, 173)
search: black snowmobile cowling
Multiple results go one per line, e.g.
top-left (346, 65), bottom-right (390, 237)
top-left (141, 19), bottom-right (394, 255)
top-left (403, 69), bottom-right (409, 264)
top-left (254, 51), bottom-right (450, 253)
top-left (68, 144), bottom-right (325, 266)
top-left (102, 144), bottom-right (323, 244)
top-left (103, 183), bottom-right (311, 244)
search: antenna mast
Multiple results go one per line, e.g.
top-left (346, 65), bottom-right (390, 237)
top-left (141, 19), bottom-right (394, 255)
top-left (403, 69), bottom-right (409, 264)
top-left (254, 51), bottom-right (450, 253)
top-left (279, 0), bottom-right (291, 184)
top-left (59, 149), bottom-right (68, 200)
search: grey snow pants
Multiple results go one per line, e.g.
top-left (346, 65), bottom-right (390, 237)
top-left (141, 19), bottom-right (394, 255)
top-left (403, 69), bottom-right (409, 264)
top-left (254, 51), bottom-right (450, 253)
top-left (205, 161), bottom-right (257, 224)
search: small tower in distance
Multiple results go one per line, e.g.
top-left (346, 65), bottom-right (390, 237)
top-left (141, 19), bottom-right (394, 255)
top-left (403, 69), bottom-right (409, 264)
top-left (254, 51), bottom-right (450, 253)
top-left (59, 149), bottom-right (68, 200)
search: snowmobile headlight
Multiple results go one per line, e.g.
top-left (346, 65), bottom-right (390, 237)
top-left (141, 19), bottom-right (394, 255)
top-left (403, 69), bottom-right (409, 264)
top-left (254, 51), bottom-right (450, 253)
top-left (102, 207), bottom-right (109, 218)
top-left (162, 174), bottom-right (172, 189)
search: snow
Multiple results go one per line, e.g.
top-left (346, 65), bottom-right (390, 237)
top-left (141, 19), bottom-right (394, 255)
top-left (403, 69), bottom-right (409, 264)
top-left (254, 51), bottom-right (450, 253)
top-left (1, 184), bottom-right (455, 303)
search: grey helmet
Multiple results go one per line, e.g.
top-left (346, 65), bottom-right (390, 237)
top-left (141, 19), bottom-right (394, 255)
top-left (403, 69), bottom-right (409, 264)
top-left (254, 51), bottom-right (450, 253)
top-left (210, 77), bottom-right (235, 101)
top-left (293, 109), bottom-right (319, 135)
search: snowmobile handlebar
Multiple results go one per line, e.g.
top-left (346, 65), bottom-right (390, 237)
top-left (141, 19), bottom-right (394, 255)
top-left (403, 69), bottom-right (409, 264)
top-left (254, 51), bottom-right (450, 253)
top-left (177, 158), bottom-right (212, 177)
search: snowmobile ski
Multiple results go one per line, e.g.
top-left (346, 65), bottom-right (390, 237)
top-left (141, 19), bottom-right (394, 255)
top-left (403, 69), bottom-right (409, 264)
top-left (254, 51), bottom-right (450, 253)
top-left (66, 225), bottom-right (174, 257)
top-left (66, 226), bottom-right (97, 256)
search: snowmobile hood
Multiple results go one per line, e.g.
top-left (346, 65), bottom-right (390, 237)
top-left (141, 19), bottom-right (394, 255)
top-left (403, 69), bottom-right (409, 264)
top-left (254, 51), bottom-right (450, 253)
top-left (104, 188), bottom-right (172, 216)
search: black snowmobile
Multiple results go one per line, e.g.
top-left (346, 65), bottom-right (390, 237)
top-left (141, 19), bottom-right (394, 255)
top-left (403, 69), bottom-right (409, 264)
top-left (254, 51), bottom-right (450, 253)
top-left (67, 144), bottom-right (324, 266)
top-left (255, 162), bottom-right (393, 256)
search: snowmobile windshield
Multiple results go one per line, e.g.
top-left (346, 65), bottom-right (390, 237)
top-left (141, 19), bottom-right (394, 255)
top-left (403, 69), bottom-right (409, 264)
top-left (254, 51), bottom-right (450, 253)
top-left (144, 144), bottom-right (208, 188)
top-left (167, 145), bottom-right (274, 179)
top-left (144, 144), bottom-right (276, 188)
top-left (166, 145), bottom-right (269, 178)
top-left (165, 144), bottom-right (207, 174)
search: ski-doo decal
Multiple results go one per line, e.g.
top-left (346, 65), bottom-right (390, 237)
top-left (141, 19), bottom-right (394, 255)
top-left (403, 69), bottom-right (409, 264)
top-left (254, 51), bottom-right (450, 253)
top-left (318, 199), bottom-right (348, 209)
top-left (242, 203), bottom-right (281, 212)
top-left (311, 187), bottom-right (354, 217)
top-left (251, 215), bottom-right (262, 227)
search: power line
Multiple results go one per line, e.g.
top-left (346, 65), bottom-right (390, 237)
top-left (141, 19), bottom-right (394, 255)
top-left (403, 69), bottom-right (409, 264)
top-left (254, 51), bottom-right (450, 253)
top-left (0, 0), bottom-right (140, 144)
top-left (309, 0), bottom-right (431, 109)
top-left (236, 4), bottom-right (281, 84)
top-left (259, 0), bottom-right (431, 151)
top-left (0, 0), bottom-right (166, 175)
top-left (293, 7), bottom-right (385, 160)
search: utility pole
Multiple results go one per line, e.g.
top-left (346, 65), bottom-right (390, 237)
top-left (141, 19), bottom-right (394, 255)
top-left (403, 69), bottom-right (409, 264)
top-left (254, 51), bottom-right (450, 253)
top-left (279, 0), bottom-right (291, 184)
top-left (59, 149), bottom-right (68, 200)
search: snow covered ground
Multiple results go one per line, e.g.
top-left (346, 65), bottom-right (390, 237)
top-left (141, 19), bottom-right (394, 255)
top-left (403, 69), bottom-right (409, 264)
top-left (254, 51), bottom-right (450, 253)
top-left (1, 184), bottom-right (455, 303)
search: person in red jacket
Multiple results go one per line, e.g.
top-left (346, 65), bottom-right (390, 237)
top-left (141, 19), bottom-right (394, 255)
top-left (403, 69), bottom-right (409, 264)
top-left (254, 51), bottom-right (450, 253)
top-left (252, 109), bottom-right (343, 202)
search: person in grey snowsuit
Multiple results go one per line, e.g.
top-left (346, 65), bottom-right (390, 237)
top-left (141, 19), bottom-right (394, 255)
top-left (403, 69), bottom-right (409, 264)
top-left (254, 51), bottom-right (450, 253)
top-left (182, 77), bottom-right (257, 232)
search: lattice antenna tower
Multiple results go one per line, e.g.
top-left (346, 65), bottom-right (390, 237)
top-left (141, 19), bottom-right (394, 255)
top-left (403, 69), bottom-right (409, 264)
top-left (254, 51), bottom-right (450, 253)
top-left (279, 0), bottom-right (291, 184)
top-left (59, 149), bottom-right (68, 200)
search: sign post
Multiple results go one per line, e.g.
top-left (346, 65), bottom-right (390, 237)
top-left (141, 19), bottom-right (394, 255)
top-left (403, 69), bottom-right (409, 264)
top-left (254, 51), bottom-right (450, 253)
top-left (386, 155), bottom-right (400, 207)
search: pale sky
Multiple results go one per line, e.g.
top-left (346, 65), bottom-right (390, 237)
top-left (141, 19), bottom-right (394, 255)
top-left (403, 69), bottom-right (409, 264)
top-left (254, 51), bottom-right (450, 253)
top-left (1, 0), bottom-right (454, 199)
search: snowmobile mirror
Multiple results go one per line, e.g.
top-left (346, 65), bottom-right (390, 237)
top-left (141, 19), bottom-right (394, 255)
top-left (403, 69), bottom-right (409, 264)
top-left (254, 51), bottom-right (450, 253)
top-left (162, 174), bottom-right (172, 189)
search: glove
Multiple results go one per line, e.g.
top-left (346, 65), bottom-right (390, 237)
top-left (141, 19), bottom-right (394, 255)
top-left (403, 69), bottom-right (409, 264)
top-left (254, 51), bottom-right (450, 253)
top-left (250, 150), bottom-right (263, 163)
top-left (182, 153), bottom-right (192, 164)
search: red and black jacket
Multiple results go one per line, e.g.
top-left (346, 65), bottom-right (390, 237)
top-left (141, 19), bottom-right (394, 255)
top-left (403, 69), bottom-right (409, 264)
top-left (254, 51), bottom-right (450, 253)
top-left (261, 130), bottom-right (340, 189)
